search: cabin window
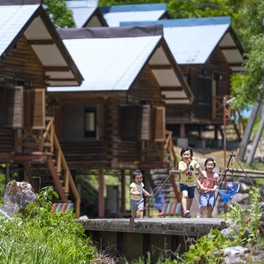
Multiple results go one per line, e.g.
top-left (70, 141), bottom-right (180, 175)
top-left (197, 75), bottom-right (212, 104)
top-left (84, 108), bottom-right (96, 138)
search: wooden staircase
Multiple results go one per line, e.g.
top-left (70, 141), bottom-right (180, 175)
top-left (212, 95), bottom-right (245, 141)
top-left (150, 130), bottom-right (181, 215)
top-left (13, 117), bottom-right (80, 217)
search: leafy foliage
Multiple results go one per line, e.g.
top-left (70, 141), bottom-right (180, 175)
top-left (231, 1), bottom-right (264, 109)
top-left (224, 187), bottom-right (262, 246)
top-left (182, 229), bottom-right (229, 263)
top-left (43, 0), bottom-right (76, 28)
top-left (168, 0), bottom-right (235, 19)
top-left (0, 187), bottom-right (96, 263)
top-left (182, 187), bottom-right (263, 263)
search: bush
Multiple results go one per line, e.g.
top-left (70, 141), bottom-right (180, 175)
top-left (0, 187), bottom-right (96, 264)
top-left (182, 187), bottom-right (264, 263)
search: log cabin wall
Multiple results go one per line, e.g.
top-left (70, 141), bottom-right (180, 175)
top-left (128, 65), bottom-right (162, 103)
top-left (166, 47), bottom-right (232, 127)
top-left (0, 36), bottom-right (45, 88)
top-left (50, 64), bottom-right (166, 170)
top-left (0, 35), bottom-right (45, 161)
top-left (118, 65), bottom-right (165, 167)
top-left (49, 95), bottom-right (111, 169)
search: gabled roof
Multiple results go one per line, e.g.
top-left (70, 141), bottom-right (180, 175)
top-left (48, 25), bottom-right (193, 105)
top-left (66, 0), bottom-right (107, 28)
top-left (122, 17), bottom-right (244, 72)
top-left (0, 0), bottom-right (83, 86)
top-left (100, 3), bottom-right (170, 27)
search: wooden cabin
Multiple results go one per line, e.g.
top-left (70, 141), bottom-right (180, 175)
top-left (99, 3), bottom-right (171, 27)
top-left (0, 0), bottom-right (83, 217)
top-left (122, 17), bottom-right (245, 148)
top-left (48, 25), bottom-right (193, 217)
top-left (66, 0), bottom-right (108, 27)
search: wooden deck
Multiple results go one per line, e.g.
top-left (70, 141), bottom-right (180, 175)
top-left (80, 217), bottom-right (226, 236)
top-left (79, 217), bottom-right (226, 261)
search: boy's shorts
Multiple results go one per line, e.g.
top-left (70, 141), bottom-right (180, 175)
top-left (199, 192), bottom-right (215, 207)
top-left (130, 198), bottom-right (144, 211)
top-left (180, 184), bottom-right (195, 199)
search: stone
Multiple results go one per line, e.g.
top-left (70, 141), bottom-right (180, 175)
top-left (1, 180), bottom-right (38, 216)
top-left (239, 182), bottom-right (250, 193)
top-left (232, 193), bottom-right (250, 204)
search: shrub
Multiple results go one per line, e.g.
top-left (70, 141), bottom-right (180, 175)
top-left (0, 187), bottom-right (96, 264)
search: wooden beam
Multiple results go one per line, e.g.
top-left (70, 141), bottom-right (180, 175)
top-left (27, 39), bottom-right (55, 45)
top-left (46, 78), bottom-right (76, 81)
top-left (161, 86), bottom-right (182, 91)
top-left (228, 63), bottom-right (244, 67)
top-left (149, 64), bottom-right (172, 69)
top-left (44, 66), bottom-right (70, 72)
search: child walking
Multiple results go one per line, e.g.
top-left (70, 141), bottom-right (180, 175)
top-left (196, 157), bottom-right (218, 218)
top-left (178, 147), bottom-right (205, 218)
top-left (130, 170), bottom-right (151, 219)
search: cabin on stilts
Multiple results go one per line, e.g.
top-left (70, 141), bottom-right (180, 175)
top-left (0, 0), bottom-right (83, 217)
top-left (48, 25), bottom-right (194, 218)
top-left (121, 17), bottom-right (246, 149)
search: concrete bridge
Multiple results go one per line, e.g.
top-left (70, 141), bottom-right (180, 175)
top-left (80, 217), bottom-right (226, 262)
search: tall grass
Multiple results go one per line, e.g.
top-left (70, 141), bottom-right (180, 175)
top-left (0, 188), bottom-right (96, 264)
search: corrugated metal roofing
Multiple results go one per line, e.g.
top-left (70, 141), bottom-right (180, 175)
top-left (66, 1), bottom-right (98, 27)
top-left (100, 3), bottom-right (168, 27)
top-left (0, 5), bottom-right (39, 59)
top-left (121, 17), bottom-right (244, 71)
top-left (48, 35), bottom-right (162, 92)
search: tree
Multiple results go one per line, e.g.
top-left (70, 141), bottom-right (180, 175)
top-left (43, 0), bottom-right (76, 28)
top-left (231, 0), bottom-right (264, 110)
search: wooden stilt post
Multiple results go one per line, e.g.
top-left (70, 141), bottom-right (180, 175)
top-left (98, 169), bottom-right (105, 218)
top-left (121, 169), bottom-right (126, 212)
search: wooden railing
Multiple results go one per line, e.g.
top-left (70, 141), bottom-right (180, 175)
top-left (212, 95), bottom-right (245, 139)
top-left (15, 116), bottom-right (80, 218)
top-left (212, 95), bottom-right (232, 120)
top-left (164, 130), bottom-right (178, 168)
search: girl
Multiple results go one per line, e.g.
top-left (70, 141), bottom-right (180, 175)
top-left (130, 170), bottom-right (151, 218)
top-left (196, 157), bottom-right (218, 218)
top-left (178, 147), bottom-right (205, 218)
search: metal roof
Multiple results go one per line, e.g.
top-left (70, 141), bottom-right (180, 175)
top-left (66, 0), bottom-right (107, 28)
top-left (48, 26), bottom-right (193, 105)
top-left (100, 3), bottom-right (169, 27)
top-left (121, 17), bottom-right (245, 72)
top-left (0, 2), bottom-right (83, 86)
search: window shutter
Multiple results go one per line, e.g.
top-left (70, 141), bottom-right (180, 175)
top-left (8, 86), bottom-right (23, 128)
top-left (24, 89), bottom-right (45, 129)
top-left (0, 87), bottom-right (23, 128)
top-left (153, 106), bottom-right (165, 142)
top-left (140, 105), bottom-right (151, 141)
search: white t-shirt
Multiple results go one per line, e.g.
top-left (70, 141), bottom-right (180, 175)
top-left (130, 182), bottom-right (144, 201)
